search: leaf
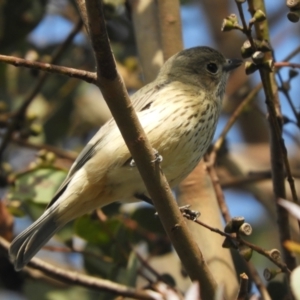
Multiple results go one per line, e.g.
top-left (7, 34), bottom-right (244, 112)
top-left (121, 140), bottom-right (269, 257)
top-left (74, 215), bottom-right (120, 246)
top-left (122, 251), bottom-right (139, 287)
top-left (8, 167), bottom-right (67, 205)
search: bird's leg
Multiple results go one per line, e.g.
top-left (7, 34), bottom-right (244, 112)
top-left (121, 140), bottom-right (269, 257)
top-left (134, 194), bottom-right (200, 221)
top-left (129, 149), bottom-right (163, 167)
top-left (151, 149), bottom-right (163, 163)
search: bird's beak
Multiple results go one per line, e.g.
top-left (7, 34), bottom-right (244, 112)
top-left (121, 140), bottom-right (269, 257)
top-left (223, 58), bottom-right (243, 72)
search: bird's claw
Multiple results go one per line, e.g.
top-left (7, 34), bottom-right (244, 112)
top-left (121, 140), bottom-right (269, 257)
top-left (154, 205), bottom-right (200, 221)
top-left (129, 149), bottom-right (162, 167)
top-left (129, 159), bottom-right (136, 167)
top-left (179, 205), bottom-right (200, 221)
top-left (151, 149), bottom-right (163, 163)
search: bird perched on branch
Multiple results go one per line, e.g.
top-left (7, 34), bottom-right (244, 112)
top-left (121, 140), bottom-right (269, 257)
top-left (9, 46), bottom-right (242, 270)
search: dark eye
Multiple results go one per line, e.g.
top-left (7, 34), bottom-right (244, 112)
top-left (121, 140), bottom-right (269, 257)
top-left (206, 63), bottom-right (218, 73)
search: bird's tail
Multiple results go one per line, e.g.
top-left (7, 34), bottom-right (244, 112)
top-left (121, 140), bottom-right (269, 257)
top-left (9, 206), bottom-right (62, 271)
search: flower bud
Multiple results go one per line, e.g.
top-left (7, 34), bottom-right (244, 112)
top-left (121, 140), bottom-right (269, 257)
top-left (239, 245), bottom-right (253, 261)
top-left (287, 9), bottom-right (300, 22)
top-left (45, 152), bottom-right (56, 164)
top-left (221, 18), bottom-right (236, 31)
top-left (224, 216), bottom-right (245, 233)
top-left (29, 123), bottom-right (42, 136)
top-left (245, 61), bottom-right (259, 75)
top-left (238, 223), bottom-right (252, 236)
top-left (222, 237), bottom-right (238, 249)
top-left (267, 249), bottom-right (281, 261)
top-left (286, 0), bottom-right (300, 9)
top-left (221, 14), bottom-right (240, 31)
top-left (263, 268), bottom-right (280, 281)
top-left (241, 40), bottom-right (254, 58)
top-left (253, 9), bottom-right (267, 22)
top-left (289, 69), bottom-right (299, 79)
top-left (252, 51), bottom-right (264, 64)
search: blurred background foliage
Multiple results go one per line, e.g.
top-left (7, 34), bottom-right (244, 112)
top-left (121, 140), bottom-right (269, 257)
top-left (0, 0), bottom-right (300, 299)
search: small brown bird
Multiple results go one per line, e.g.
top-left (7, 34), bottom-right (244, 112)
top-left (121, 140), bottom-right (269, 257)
top-left (9, 46), bottom-right (241, 270)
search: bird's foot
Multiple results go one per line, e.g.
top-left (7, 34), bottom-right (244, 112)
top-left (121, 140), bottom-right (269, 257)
top-left (179, 205), bottom-right (200, 221)
top-left (151, 149), bottom-right (163, 163)
top-left (129, 149), bottom-right (163, 167)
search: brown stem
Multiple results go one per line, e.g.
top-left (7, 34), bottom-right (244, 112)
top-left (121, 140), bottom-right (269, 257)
top-left (157, 0), bottom-right (183, 61)
top-left (246, 0), bottom-right (297, 271)
top-left (0, 55), bottom-right (96, 83)
top-left (82, 0), bottom-right (217, 298)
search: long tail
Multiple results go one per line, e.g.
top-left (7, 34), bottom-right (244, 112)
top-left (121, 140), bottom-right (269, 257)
top-left (9, 206), bottom-right (62, 271)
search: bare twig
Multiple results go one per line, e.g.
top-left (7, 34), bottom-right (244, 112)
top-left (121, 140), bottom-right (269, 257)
top-left (189, 218), bottom-right (291, 274)
top-left (0, 237), bottom-right (159, 300)
top-left (0, 55), bottom-right (96, 83)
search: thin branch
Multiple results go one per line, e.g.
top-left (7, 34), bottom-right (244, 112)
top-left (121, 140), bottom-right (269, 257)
top-left (0, 237), bottom-right (159, 300)
top-left (188, 217), bottom-right (291, 274)
top-left (245, 0), bottom-right (297, 271)
top-left (0, 55), bottom-right (96, 83)
top-left (205, 157), bottom-right (231, 223)
top-left (81, 1), bottom-right (217, 298)
top-left (210, 83), bottom-right (262, 164)
top-left (275, 62), bottom-right (300, 69)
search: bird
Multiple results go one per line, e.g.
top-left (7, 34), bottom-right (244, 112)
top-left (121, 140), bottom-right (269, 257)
top-left (9, 46), bottom-right (242, 271)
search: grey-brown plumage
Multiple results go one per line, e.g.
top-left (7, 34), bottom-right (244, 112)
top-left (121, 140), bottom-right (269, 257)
top-left (9, 46), bottom-right (241, 270)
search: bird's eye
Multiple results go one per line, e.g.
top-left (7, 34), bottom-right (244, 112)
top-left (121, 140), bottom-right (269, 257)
top-left (206, 63), bottom-right (218, 74)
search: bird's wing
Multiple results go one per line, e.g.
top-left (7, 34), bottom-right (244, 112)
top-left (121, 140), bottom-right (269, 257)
top-left (47, 80), bottom-right (169, 208)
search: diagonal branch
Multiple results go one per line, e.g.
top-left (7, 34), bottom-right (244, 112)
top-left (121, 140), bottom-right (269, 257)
top-left (79, 0), bottom-right (217, 298)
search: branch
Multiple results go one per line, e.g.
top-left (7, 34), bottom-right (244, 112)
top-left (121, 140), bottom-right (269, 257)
top-left (246, 0), bottom-right (298, 271)
top-left (0, 55), bottom-right (96, 83)
top-left (157, 0), bottom-right (183, 61)
top-left (81, 0), bottom-right (217, 298)
top-left (0, 237), bottom-right (159, 300)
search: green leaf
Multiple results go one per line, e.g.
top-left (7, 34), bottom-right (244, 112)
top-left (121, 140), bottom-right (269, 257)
top-left (8, 167), bottom-right (67, 205)
top-left (74, 215), bottom-right (120, 246)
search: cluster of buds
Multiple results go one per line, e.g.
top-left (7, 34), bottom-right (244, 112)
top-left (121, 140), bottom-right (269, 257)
top-left (28, 149), bottom-right (56, 169)
top-left (222, 217), bottom-right (253, 260)
top-left (286, 0), bottom-right (300, 22)
top-left (240, 39), bottom-right (274, 74)
top-left (221, 14), bottom-right (241, 32)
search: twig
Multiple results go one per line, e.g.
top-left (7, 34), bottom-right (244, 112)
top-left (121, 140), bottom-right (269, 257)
top-left (210, 83), bottom-right (262, 164)
top-left (0, 55), bottom-right (96, 83)
top-left (205, 157), bottom-right (231, 223)
top-left (275, 62), bottom-right (300, 69)
top-left (0, 237), bottom-right (159, 300)
top-left (190, 218), bottom-right (291, 274)
top-left (9, 136), bottom-right (77, 161)
top-left (80, 0), bottom-right (217, 298)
